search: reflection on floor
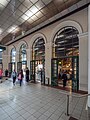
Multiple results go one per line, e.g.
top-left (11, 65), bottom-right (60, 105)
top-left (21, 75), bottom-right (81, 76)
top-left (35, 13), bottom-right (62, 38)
top-left (58, 79), bottom-right (72, 92)
top-left (0, 79), bottom-right (90, 120)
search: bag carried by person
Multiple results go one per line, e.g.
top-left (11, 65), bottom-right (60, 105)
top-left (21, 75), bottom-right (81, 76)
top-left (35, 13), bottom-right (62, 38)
top-left (18, 74), bottom-right (21, 80)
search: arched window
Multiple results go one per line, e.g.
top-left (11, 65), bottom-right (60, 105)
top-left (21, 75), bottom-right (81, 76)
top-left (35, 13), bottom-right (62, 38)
top-left (32, 37), bottom-right (45, 60)
top-left (19, 43), bottom-right (27, 62)
top-left (10, 48), bottom-right (16, 62)
top-left (52, 26), bottom-right (79, 58)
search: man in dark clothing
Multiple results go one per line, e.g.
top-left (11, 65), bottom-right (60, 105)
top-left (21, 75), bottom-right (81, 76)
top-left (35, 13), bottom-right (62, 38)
top-left (26, 67), bottom-right (29, 82)
top-left (62, 71), bottom-right (67, 87)
top-left (5, 69), bottom-right (8, 77)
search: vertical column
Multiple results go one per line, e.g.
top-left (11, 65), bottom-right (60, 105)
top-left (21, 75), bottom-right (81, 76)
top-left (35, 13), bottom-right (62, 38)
top-left (45, 42), bottom-right (52, 84)
top-left (26, 49), bottom-right (30, 68)
top-left (2, 49), bottom-right (8, 76)
top-left (16, 50), bottom-right (19, 72)
top-left (88, 4), bottom-right (90, 107)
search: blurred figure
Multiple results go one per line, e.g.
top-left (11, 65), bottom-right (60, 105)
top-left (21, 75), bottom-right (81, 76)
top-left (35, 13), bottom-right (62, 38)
top-left (62, 71), bottom-right (67, 87)
top-left (18, 69), bottom-right (24, 86)
top-left (5, 69), bottom-right (8, 79)
top-left (0, 68), bottom-right (3, 83)
top-left (26, 67), bottom-right (29, 82)
top-left (12, 69), bottom-right (17, 85)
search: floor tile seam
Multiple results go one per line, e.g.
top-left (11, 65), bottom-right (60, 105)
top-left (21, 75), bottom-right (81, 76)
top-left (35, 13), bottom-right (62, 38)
top-left (57, 111), bottom-right (66, 120)
top-left (2, 105), bottom-right (22, 116)
top-left (79, 99), bottom-right (88, 119)
top-left (69, 98), bottom-right (84, 119)
top-left (0, 86), bottom-right (21, 94)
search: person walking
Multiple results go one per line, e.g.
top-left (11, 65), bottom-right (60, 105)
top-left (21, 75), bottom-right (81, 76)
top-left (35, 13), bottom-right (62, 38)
top-left (5, 69), bottom-right (8, 77)
top-left (12, 69), bottom-right (17, 85)
top-left (26, 67), bottom-right (29, 83)
top-left (62, 71), bottom-right (67, 87)
top-left (18, 69), bottom-right (24, 86)
top-left (0, 68), bottom-right (3, 83)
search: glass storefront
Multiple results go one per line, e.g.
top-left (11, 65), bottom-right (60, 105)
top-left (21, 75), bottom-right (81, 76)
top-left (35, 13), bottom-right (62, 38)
top-left (30, 37), bottom-right (45, 83)
top-left (52, 26), bottom-right (79, 91)
top-left (9, 48), bottom-right (16, 74)
top-left (18, 43), bottom-right (27, 75)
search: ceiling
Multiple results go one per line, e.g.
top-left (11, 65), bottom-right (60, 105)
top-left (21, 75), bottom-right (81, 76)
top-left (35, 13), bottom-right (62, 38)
top-left (0, 0), bottom-right (89, 45)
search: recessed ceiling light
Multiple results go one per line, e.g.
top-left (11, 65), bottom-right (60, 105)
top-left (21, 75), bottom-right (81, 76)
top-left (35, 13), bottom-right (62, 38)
top-left (0, 49), bottom-right (2, 52)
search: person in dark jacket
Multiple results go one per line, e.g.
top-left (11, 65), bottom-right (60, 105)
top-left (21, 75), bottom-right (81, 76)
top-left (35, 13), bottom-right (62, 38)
top-left (12, 69), bottom-right (17, 85)
top-left (62, 71), bottom-right (67, 87)
top-left (5, 69), bottom-right (8, 77)
top-left (26, 67), bottom-right (29, 82)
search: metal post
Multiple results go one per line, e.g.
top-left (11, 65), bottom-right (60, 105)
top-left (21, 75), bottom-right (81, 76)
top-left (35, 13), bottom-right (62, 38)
top-left (66, 95), bottom-right (69, 116)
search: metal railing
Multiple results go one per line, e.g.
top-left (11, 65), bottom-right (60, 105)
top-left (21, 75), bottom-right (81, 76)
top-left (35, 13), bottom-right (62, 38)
top-left (65, 93), bottom-right (90, 118)
top-left (59, 91), bottom-right (90, 117)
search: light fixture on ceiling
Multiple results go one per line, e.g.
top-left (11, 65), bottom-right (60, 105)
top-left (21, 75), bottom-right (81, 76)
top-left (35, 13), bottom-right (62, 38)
top-left (0, 49), bottom-right (2, 52)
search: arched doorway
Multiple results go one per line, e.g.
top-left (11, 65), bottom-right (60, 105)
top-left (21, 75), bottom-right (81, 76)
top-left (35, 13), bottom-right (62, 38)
top-left (30, 37), bottom-right (45, 83)
top-left (17, 43), bottom-right (27, 76)
top-left (52, 26), bottom-right (79, 91)
top-left (9, 47), bottom-right (16, 76)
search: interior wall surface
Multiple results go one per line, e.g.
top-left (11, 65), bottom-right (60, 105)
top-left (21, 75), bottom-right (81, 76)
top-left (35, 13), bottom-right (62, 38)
top-left (2, 47), bottom-right (8, 76)
top-left (5, 7), bottom-right (88, 91)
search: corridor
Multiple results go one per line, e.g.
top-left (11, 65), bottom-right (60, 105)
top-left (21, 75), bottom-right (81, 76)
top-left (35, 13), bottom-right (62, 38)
top-left (0, 80), bottom-right (89, 120)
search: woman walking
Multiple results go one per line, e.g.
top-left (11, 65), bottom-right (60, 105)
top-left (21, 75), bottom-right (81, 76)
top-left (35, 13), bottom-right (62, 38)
top-left (18, 69), bottom-right (24, 86)
top-left (12, 69), bottom-right (17, 85)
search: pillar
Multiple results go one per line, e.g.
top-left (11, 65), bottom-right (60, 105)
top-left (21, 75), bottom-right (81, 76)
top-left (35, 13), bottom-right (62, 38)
top-left (2, 48), bottom-right (8, 76)
top-left (26, 48), bottom-right (30, 68)
top-left (88, 4), bottom-right (90, 107)
top-left (15, 50), bottom-right (19, 72)
top-left (45, 42), bottom-right (52, 84)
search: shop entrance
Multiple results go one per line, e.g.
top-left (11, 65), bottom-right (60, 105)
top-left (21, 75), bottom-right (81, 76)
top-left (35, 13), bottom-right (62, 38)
top-left (30, 59), bottom-right (45, 84)
top-left (17, 61), bottom-right (27, 76)
top-left (51, 56), bottom-right (79, 91)
top-left (8, 62), bottom-right (15, 77)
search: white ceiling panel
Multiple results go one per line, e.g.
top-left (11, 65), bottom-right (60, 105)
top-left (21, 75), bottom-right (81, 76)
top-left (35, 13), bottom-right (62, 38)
top-left (35, 0), bottom-right (45, 10)
top-left (23, 0), bottom-right (33, 8)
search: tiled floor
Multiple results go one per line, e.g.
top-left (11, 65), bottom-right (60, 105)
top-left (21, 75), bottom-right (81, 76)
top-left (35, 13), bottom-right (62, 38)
top-left (0, 79), bottom-right (90, 120)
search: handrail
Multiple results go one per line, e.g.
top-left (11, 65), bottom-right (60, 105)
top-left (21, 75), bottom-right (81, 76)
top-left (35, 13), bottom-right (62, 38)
top-left (59, 91), bottom-right (90, 98)
top-left (63, 93), bottom-right (90, 116)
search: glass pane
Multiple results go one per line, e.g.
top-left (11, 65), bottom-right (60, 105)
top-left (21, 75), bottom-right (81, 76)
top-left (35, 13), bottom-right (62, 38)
top-left (11, 48), bottom-right (16, 62)
top-left (53, 26), bottom-right (79, 58)
top-left (19, 43), bottom-right (27, 62)
top-left (32, 37), bottom-right (45, 60)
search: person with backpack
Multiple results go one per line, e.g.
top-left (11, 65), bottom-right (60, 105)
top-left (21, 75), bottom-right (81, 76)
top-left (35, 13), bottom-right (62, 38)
top-left (12, 69), bottom-right (17, 85)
